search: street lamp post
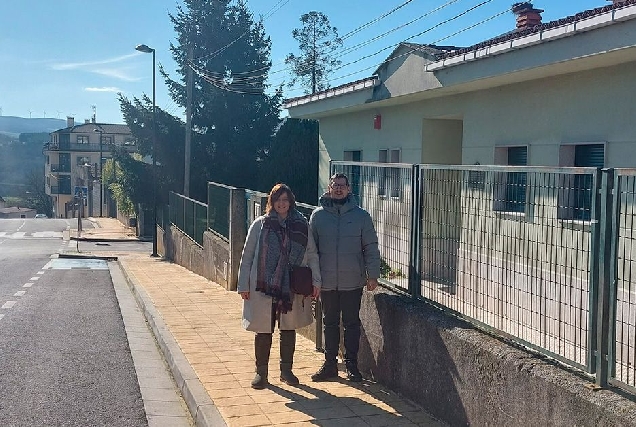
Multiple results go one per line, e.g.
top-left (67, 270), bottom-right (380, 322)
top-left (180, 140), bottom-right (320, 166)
top-left (136, 43), bottom-right (158, 257)
top-left (93, 127), bottom-right (103, 217)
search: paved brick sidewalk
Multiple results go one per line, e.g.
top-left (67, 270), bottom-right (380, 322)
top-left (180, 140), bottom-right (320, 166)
top-left (88, 218), bottom-right (445, 426)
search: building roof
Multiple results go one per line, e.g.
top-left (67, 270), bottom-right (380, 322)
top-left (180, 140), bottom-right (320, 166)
top-left (436, 0), bottom-right (636, 61)
top-left (285, 1), bottom-right (636, 109)
top-left (53, 123), bottom-right (131, 135)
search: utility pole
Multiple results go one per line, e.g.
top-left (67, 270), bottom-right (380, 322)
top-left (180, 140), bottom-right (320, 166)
top-left (184, 47), bottom-right (193, 197)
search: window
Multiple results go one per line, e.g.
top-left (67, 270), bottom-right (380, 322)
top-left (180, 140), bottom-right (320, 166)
top-left (494, 146), bottom-right (527, 213)
top-left (102, 136), bottom-right (113, 145)
top-left (379, 149), bottom-right (401, 198)
top-left (558, 144), bottom-right (604, 221)
top-left (77, 135), bottom-right (89, 144)
top-left (124, 138), bottom-right (136, 146)
top-left (343, 150), bottom-right (362, 197)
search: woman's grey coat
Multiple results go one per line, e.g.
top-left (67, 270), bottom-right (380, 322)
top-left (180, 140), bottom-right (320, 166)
top-left (237, 215), bottom-right (322, 333)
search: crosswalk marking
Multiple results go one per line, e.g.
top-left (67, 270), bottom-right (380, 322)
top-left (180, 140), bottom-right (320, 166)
top-left (0, 231), bottom-right (63, 239)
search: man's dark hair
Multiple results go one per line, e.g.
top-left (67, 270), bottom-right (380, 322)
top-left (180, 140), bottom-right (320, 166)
top-left (330, 173), bottom-right (349, 186)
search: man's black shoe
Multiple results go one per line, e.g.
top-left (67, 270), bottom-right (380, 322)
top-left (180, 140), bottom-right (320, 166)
top-left (346, 364), bottom-right (362, 382)
top-left (311, 363), bottom-right (338, 382)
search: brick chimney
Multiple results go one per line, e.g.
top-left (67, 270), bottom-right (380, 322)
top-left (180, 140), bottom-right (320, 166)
top-left (512, 2), bottom-right (544, 30)
top-left (66, 116), bottom-right (74, 128)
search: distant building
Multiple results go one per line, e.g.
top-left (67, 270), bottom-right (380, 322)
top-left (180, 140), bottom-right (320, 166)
top-left (44, 116), bottom-right (136, 218)
top-left (0, 206), bottom-right (36, 219)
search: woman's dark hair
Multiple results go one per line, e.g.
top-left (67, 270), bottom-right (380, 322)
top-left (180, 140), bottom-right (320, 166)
top-left (265, 183), bottom-right (296, 214)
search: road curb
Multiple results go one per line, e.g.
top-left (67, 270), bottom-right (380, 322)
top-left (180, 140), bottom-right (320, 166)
top-left (70, 237), bottom-right (143, 243)
top-left (58, 253), bottom-right (119, 261)
top-left (117, 259), bottom-right (227, 427)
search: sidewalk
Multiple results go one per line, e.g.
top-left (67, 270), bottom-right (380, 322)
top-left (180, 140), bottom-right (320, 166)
top-left (80, 218), bottom-right (444, 427)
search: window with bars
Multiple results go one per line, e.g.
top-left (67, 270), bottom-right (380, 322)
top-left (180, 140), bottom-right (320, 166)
top-left (343, 150), bottom-right (362, 197)
top-left (76, 135), bottom-right (89, 144)
top-left (558, 144), bottom-right (604, 221)
top-left (494, 146), bottom-right (527, 213)
top-left (379, 148), bottom-right (401, 198)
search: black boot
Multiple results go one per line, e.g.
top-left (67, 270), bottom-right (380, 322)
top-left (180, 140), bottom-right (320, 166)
top-left (279, 330), bottom-right (299, 385)
top-left (311, 361), bottom-right (338, 381)
top-left (252, 333), bottom-right (272, 389)
top-left (345, 360), bottom-right (362, 382)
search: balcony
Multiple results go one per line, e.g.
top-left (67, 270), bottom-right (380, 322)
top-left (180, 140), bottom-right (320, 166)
top-left (44, 141), bottom-right (137, 153)
top-left (50, 164), bottom-right (71, 173)
top-left (50, 185), bottom-right (72, 195)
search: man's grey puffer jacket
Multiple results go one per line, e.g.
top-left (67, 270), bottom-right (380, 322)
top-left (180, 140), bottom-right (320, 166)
top-left (309, 193), bottom-right (381, 291)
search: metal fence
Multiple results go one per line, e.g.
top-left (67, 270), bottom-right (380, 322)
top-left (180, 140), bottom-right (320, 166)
top-left (208, 182), bottom-right (234, 241)
top-left (168, 191), bottom-right (207, 246)
top-left (331, 161), bottom-right (636, 393)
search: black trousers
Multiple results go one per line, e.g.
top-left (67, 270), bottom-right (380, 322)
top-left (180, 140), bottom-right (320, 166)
top-left (320, 288), bottom-right (363, 365)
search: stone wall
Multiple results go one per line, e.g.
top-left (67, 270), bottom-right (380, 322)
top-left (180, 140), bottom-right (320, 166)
top-left (359, 288), bottom-right (636, 427)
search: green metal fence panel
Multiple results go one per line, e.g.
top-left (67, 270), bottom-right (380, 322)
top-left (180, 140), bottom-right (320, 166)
top-left (195, 203), bottom-right (207, 246)
top-left (168, 191), bottom-right (207, 247)
top-left (208, 182), bottom-right (232, 241)
top-left (416, 165), bottom-right (601, 371)
top-left (184, 199), bottom-right (194, 239)
top-left (608, 169), bottom-right (636, 393)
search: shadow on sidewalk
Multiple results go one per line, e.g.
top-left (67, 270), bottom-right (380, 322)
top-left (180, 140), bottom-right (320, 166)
top-left (267, 381), bottom-right (441, 426)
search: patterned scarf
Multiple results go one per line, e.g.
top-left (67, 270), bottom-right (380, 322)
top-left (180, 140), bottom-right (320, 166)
top-left (256, 209), bottom-right (309, 314)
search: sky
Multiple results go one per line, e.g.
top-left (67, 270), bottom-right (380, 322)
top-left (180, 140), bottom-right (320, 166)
top-left (0, 0), bottom-right (606, 124)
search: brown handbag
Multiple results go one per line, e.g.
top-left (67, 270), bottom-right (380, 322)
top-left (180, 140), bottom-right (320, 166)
top-left (290, 266), bottom-right (313, 296)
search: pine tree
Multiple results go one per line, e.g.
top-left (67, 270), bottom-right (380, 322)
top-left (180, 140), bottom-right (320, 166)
top-left (285, 11), bottom-right (343, 95)
top-left (163, 0), bottom-right (282, 195)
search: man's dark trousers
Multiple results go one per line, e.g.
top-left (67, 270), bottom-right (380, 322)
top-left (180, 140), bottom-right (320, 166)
top-left (321, 288), bottom-right (363, 365)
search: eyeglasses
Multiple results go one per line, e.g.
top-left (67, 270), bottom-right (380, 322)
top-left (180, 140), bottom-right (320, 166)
top-left (330, 183), bottom-right (348, 190)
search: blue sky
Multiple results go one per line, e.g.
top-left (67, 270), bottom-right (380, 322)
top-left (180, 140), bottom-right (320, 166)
top-left (0, 0), bottom-right (604, 124)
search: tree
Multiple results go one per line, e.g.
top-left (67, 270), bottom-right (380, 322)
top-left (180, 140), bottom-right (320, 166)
top-left (285, 11), bottom-right (343, 95)
top-left (258, 118), bottom-right (319, 203)
top-left (118, 94), bottom-right (186, 201)
top-left (160, 0), bottom-right (282, 196)
top-left (23, 168), bottom-right (52, 217)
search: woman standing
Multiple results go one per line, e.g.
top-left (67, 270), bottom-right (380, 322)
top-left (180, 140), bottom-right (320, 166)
top-left (237, 183), bottom-right (321, 389)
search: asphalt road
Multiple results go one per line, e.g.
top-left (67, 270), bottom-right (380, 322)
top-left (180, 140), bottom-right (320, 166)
top-left (0, 219), bottom-right (147, 426)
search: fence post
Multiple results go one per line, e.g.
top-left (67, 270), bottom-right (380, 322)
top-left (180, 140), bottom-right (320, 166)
top-left (408, 165), bottom-right (422, 299)
top-left (228, 188), bottom-right (246, 291)
top-left (595, 168), bottom-right (614, 387)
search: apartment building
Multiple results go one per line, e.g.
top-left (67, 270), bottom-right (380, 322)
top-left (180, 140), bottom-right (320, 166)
top-left (44, 116), bottom-right (136, 218)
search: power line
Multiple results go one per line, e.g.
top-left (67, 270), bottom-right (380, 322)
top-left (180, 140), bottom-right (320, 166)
top-left (285, 6), bottom-right (508, 98)
top-left (189, 1), bottom-right (504, 99)
top-left (190, 0), bottom-right (463, 86)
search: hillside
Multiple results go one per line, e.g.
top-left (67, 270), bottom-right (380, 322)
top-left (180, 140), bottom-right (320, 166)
top-left (0, 133), bottom-right (49, 197)
top-left (0, 116), bottom-right (65, 137)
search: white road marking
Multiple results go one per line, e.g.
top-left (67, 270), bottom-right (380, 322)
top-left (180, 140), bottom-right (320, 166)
top-left (37, 271), bottom-right (44, 275)
top-left (0, 232), bottom-right (6, 237)
top-left (14, 291), bottom-right (25, 297)
top-left (23, 283), bottom-right (33, 288)
top-left (11, 232), bottom-right (26, 238)
top-left (0, 314), bottom-right (4, 320)
top-left (29, 277), bottom-right (39, 281)
top-left (2, 301), bottom-right (16, 309)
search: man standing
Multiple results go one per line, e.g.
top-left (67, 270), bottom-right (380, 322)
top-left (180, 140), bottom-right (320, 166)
top-left (309, 173), bottom-right (381, 382)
